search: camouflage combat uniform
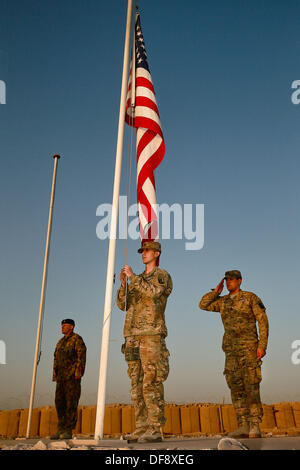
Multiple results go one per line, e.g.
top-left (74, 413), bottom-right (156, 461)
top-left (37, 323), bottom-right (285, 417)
top-left (117, 267), bottom-right (173, 430)
top-left (53, 332), bottom-right (86, 433)
top-left (199, 289), bottom-right (269, 425)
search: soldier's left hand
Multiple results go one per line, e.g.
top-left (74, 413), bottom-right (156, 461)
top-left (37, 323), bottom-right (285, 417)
top-left (122, 265), bottom-right (133, 279)
top-left (257, 348), bottom-right (266, 359)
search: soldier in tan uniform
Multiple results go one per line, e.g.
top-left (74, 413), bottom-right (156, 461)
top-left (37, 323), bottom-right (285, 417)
top-left (199, 270), bottom-right (269, 438)
top-left (117, 241), bottom-right (172, 443)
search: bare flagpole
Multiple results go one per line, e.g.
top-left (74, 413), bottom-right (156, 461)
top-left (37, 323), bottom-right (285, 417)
top-left (26, 154), bottom-right (61, 439)
top-left (94, 0), bottom-right (133, 440)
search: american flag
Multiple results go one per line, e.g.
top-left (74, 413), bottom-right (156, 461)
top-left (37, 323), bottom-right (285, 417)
top-left (125, 12), bottom-right (165, 241)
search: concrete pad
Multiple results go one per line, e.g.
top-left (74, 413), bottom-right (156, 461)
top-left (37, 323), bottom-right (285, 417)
top-left (70, 439), bottom-right (124, 447)
top-left (1, 435), bottom-right (300, 450)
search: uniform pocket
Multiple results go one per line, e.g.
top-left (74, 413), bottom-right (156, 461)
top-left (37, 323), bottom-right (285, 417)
top-left (246, 360), bottom-right (262, 384)
top-left (156, 346), bottom-right (170, 383)
top-left (125, 347), bottom-right (140, 362)
top-left (127, 361), bottom-right (142, 385)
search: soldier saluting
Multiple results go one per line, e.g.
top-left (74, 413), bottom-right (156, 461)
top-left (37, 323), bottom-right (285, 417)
top-left (117, 241), bottom-right (173, 443)
top-left (199, 270), bottom-right (269, 438)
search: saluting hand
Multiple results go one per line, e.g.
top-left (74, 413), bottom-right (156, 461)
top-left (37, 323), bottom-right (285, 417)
top-left (215, 279), bottom-right (224, 295)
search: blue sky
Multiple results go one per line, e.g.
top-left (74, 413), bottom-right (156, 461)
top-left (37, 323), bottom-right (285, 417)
top-left (0, 0), bottom-right (300, 410)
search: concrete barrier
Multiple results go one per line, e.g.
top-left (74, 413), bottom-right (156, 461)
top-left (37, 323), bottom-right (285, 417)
top-left (18, 408), bottom-right (41, 437)
top-left (261, 404), bottom-right (276, 431)
top-left (111, 405), bottom-right (122, 435)
top-left (7, 409), bottom-right (21, 437)
top-left (74, 406), bottom-right (83, 434)
top-left (103, 405), bottom-right (112, 435)
top-left (220, 404), bottom-right (238, 433)
top-left (163, 404), bottom-right (172, 434)
top-left (274, 403), bottom-right (295, 429)
top-left (291, 402), bottom-right (300, 428)
top-left (2, 402), bottom-right (300, 438)
top-left (180, 405), bottom-right (192, 434)
top-left (171, 405), bottom-right (181, 435)
top-left (81, 405), bottom-right (96, 435)
top-left (121, 405), bottom-right (135, 435)
top-left (78, 405), bottom-right (118, 436)
top-left (180, 405), bottom-right (200, 434)
top-left (199, 405), bottom-right (221, 434)
top-left (74, 404), bottom-right (122, 436)
top-left (39, 406), bottom-right (58, 437)
top-left (190, 405), bottom-right (201, 433)
top-left (163, 404), bottom-right (181, 435)
top-left (0, 410), bottom-right (10, 437)
top-left (0, 409), bottom-right (22, 438)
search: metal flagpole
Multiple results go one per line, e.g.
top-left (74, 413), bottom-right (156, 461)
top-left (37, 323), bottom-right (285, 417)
top-left (94, 0), bottom-right (133, 440)
top-left (26, 154), bottom-right (61, 439)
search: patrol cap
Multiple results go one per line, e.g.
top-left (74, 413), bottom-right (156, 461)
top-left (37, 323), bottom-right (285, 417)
top-left (224, 270), bottom-right (242, 279)
top-left (137, 240), bottom-right (161, 254)
top-left (61, 318), bottom-right (75, 327)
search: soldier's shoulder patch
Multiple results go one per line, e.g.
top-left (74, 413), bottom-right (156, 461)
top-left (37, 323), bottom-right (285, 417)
top-left (257, 300), bottom-right (265, 309)
top-left (251, 293), bottom-right (265, 309)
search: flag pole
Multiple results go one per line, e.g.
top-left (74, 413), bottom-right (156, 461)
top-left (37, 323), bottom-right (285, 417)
top-left (94, 0), bottom-right (133, 440)
top-left (26, 154), bottom-right (61, 439)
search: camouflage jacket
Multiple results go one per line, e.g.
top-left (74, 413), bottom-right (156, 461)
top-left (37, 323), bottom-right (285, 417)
top-left (116, 267), bottom-right (173, 338)
top-left (53, 332), bottom-right (87, 381)
top-left (199, 290), bottom-right (269, 352)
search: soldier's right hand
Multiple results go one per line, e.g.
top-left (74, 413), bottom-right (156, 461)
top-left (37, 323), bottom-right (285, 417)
top-left (215, 279), bottom-right (224, 295)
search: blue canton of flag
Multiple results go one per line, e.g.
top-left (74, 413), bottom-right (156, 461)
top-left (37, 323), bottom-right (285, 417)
top-left (135, 15), bottom-right (149, 72)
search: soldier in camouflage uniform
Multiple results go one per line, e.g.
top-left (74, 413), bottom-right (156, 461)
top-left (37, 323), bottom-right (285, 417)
top-left (117, 241), bottom-right (173, 443)
top-left (199, 270), bottom-right (269, 438)
top-left (51, 319), bottom-right (86, 439)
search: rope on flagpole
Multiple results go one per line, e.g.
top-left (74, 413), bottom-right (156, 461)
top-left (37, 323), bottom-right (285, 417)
top-left (94, 7), bottom-right (136, 345)
top-left (123, 6), bottom-right (136, 311)
top-left (97, 3), bottom-right (137, 341)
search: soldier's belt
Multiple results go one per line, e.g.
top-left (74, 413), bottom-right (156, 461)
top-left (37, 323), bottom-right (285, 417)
top-left (225, 331), bottom-right (258, 339)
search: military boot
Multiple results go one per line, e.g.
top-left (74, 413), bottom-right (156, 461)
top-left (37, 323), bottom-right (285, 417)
top-left (50, 431), bottom-right (62, 440)
top-left (50, 428), bottom-right (64, 440)
top-left (249, 422), bottom-right (262, 438)
top-left (137, 425), bottom-right (162, 443)
top-left (228, 417), bottom-right (249, 438)
top-left (124, 426), bottom-right (148, 443)
top-left (60, 429), bottom-right (72, 439)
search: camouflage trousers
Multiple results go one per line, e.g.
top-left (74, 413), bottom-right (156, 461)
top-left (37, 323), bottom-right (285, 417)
top-left (224, 347), bottom-right (263, 424)
top-left (123, 335), bottom-right (169, 429)
top-left (55, 377), bottom-right (81, 432)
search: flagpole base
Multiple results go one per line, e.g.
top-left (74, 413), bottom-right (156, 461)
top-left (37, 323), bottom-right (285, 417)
top-left (69, 438), bottom-right (124, 447)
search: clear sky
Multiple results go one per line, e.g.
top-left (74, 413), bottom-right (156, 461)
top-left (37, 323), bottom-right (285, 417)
top-left (0, 0), bottom-right (300, 410)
